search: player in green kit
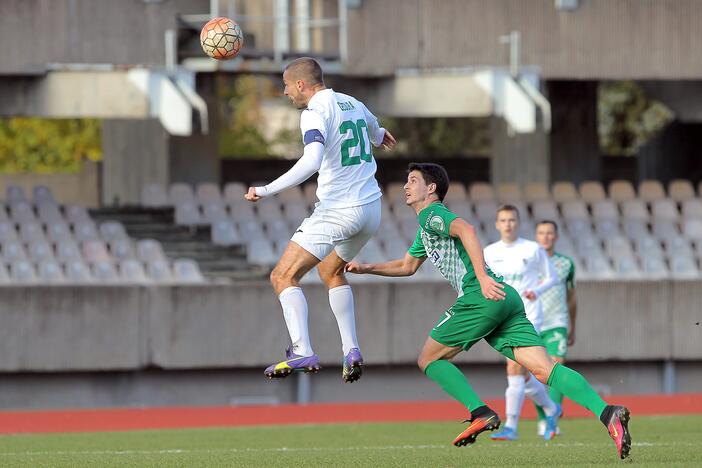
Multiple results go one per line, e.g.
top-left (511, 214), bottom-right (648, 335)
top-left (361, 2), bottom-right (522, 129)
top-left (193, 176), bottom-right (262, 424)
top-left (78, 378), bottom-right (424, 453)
top-left (345, 163), bottom-right (631, 459)
top-left (532, 220), bottom-right (577, 436)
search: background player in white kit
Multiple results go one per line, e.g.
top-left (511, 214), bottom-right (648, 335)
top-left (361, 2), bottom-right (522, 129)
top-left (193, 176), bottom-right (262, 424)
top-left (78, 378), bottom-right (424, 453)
top-left (483, 205), bottom-right (559, 440)
top-left (245, 57), bottom-right (396, 383)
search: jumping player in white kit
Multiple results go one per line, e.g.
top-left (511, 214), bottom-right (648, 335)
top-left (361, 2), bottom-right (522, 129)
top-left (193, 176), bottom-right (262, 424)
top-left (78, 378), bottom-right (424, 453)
top-left (244, 57), bottom-right (396, 382)
top-left (483, 205), bottom-right (559, 440)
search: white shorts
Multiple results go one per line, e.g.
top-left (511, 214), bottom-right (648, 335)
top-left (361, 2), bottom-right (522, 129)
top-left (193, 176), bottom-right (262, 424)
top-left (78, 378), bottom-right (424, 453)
top-left (291, 198), bottom-right (381, 262)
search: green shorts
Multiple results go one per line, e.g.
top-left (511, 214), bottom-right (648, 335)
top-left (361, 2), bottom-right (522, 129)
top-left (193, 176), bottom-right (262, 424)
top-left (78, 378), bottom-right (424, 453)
top-left (429, 283), bottom-right (544, 361)
top-left (540, 327), bottom-right (568, 358)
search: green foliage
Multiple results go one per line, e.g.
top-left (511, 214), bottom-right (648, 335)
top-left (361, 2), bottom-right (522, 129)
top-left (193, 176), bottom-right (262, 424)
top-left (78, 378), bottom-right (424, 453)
top-left (598, 81), bottom-right (674, 156)
top-left (0, 118), bottom-right (101, 173)
top-left (380, 117), bottom-right (490, 158)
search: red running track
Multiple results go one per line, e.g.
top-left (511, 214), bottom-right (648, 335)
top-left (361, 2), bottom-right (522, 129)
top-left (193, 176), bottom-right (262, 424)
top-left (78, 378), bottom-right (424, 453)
top-left (0, 394), bottom-right (700, 434)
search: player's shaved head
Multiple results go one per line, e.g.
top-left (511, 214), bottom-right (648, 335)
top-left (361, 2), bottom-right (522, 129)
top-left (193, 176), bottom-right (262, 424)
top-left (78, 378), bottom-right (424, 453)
top-left (284, 57), bottom-right (324, 86)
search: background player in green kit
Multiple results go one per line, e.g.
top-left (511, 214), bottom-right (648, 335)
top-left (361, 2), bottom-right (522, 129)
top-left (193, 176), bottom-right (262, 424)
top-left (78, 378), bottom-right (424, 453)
top-left (533, 220), bottom-right (578, 436)
top-left (345, 163), bottom-right (631, 459)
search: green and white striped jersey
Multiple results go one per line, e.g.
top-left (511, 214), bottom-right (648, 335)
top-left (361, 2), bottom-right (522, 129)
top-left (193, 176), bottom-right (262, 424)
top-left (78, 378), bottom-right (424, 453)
top-left (540, 252), bottom-right (575, 331)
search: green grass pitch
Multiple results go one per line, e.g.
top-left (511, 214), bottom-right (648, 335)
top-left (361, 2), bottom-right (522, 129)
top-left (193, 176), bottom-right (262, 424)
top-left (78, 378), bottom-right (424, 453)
top-left (0, 415), bottom-right (699, 467)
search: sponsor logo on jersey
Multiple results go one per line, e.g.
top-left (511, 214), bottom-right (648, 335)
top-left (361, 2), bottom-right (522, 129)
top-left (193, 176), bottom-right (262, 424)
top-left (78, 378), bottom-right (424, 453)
top-left (337, 101), bottom-right (356, 111)
top-left (429, 216), bottom-right (445, 232)
top-left (429, 249), bottom-right (442, 263)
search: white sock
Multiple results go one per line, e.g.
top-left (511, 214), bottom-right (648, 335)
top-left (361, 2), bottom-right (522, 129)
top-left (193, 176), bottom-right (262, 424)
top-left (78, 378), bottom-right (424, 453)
top-left (524, 375), bottom-right (557, 416)
top-left (278, 286), bottom-right (313, 357)
top-left (504, 375), bottom-right (526, 430)
top-left (328, 285), bottom-right (359, 355)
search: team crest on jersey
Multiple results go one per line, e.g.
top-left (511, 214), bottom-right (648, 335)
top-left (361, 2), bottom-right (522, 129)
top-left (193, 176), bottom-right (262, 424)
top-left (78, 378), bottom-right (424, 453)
top-left (429, 216), bottom-right (445, 232)
top-left (429, 249), bottom-right (441, 263)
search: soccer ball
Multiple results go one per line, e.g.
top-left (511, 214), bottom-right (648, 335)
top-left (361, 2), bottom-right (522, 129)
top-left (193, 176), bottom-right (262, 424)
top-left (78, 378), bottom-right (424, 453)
top-left (200, 17), bottom-right (243, 60)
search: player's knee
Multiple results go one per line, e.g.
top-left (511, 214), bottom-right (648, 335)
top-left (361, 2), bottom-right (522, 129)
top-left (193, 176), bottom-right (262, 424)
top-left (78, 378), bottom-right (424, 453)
top-left (531, 364), bottom-right (553, 384)
top-left (269, 267), bottom-right (288, 290)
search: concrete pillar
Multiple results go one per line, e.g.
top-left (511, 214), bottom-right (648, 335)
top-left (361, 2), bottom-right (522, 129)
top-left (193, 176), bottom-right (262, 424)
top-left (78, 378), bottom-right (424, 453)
top-left (490, 117), bottom-right (549, 185)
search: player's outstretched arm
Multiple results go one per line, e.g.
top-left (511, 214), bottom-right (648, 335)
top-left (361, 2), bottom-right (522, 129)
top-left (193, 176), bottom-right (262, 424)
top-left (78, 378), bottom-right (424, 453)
top-left (345, 253), bottom-right (424, 277)
top-left (449, 218), bottom-right (506, 301)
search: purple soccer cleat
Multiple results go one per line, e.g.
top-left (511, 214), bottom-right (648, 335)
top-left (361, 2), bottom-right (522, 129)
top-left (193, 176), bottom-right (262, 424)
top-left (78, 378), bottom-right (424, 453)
top-left (264, 347), bottom-right (321, 379)
top-left (342, 348), bottom-right (364, 383)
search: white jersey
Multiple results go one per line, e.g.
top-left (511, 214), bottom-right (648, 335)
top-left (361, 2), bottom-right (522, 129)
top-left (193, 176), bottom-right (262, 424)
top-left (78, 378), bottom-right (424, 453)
top-left (483, 237), bottom-right (558, 332)
top-left (301, 88), bottom-right (383, 208)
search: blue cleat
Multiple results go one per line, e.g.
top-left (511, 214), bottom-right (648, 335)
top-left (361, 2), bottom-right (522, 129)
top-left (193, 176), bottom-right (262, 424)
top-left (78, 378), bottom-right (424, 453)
top-left (264, 347), bottom-right (321, 379)
top-left (490, 426), bottom-right (518, 441)
top-left (342, 348), bottom-right (364, 383)
top-left (543, 404), bottom-right (562, 441)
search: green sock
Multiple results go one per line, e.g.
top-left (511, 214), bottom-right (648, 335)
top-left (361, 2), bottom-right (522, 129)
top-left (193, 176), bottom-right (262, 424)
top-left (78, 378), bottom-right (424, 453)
top-left (424, 360), bottom-right (485, 412)
top-left (549, 386), bottom-right (564, 406)
top-left (533, 402), bottom-right (547, 421)
top-left (547, 363), bottom-right (607, 417)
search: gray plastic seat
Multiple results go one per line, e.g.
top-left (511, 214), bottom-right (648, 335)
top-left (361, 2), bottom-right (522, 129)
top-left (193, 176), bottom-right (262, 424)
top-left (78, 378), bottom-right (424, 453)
top-left (2, 241), bottom-right (27, 263)
top-left (32, 186), bottom-right (55, 205)
top-left (652, 221), bottom-right (680, 240)
top-left (64, 205), bottom-right (91, 224)
top-left (174, 201), bottom-right (204, 226)
top-left (531, 200), bottom-right (560, 221)
top-left (614, 255), bottom-right (643, 279)
top-left (552, 181), bottom-right (578, 203)
top-left (92, 260), bottom-right (119, 282)
top-left (141, 183), bottom-right (170, 208)
top-left (65, 260), bottom-right (93, 282)
top-left (10, 260), bottom-right (36, 283)
top-left (10, 201), bottom-right (36, 224)
top-left (109, 238), bottom-right (136, 261)
top-left (592, 200), bottom-right (619, 221)
top-left (385, 182), bottom-right (405, 205)
top-left (99, 221), bottom-right (128, 242)
top-left (136, 239), bottom-right (166, 263)
top-left (196, 183), bottom-right (222, 203)
top-left (561, 200), bottom-right (589, 221)
top-left (169, 183), bottom-right (195, 205)
top-left (608, 180), bottom-right (636, 203)
top-left (399, 218), bottom-right (420, 243)
top-left (278, 186), bottom-right (305, 203)
top-left (211, 219), bottom-right (241, 246)
top-left (6, 185), bottom-right (27, 204)
top-left (28, 241), bottom-right (55, 263)
top-left (664, 236), bottom-right (694, 258)
top-left (682, 199), bottom-right (702, 219)
top-left (0, 204), bottom-right (9, 222)
top-left (37, 261), bottom-right (65, 283)
top-left (524, 182), bottom-right (550, 203)
top-left (0, 263), bottom-right (10, 284)
top-left (223, 182), bottom-right (247, 203)
top-left (202, 201), bottom-right (228, 224)
top-left (173, 259), bottom-right (205, 283)
top-left (56, 240), bottom-right (82, 263)
top-left (639, 180), bottom-right (666, 203)
top-left (46, 221), bottom-right (73, 243)
top-left (147, 260), bottom-right (174, 283)
top-left (376, 219), bottom-right (403, 243)
top-left (497, 183), bottom-right (521, 203)
top-left (621, 200), bottom-right (649, 221)
top-left (228, 201), bottom-right (257, 223)
top-left (594, 219), bottom-right (621, 239)
top-left (82, 240), bottom-right (111, 263)
top-left (19, 222), bottom-right (47, 244)
top-left (283, 200), bottom-right (310, 224)
top-left (444, 182), bottom-right (468, 203)
top-left (37, 203), bottom-right (64, 223)
top-left (622, 219), bottom-right (650, 241)
top-left (0, 222), bottom-right (18, 242)
top-left (446, 200), bottom-right (473, 221)
top-left (469, 182), bottom-right (495, 202)
top-left (584, 255), bottom-right (614, 279)
top-left (119, 259), bottom-right (149, 283)
top-left (246, 238), bottom-right (277, 267)
top-left (256, 199), bottom-right (282, 220)
top-left (651, 199), bottom-right (679, 222)
top-left (670, 256), bottom-right (699, 279)
top-left (682, 218), bottom-right (702, 241)
top-left (474, 200), bottom-right (499, 225)
top-left (566, 218), bottom-right (595, 238)
top-left (668, 179), bottom-right (695, 202)
top-left (635, 235), bottom-right (665, 259)
top-left (577, 236), bottom-right (604, 259)
top-left (579, 181), bottom-right (607, 204)
top-left (642, 256), bottom-right (669, 278)
top-left (73, 221), bottom-right (100, 242)
top-left (355, 238), bottom-right (386, 263)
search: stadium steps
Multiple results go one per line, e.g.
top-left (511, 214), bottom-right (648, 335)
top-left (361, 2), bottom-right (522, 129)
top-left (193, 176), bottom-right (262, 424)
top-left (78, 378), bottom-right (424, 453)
top-left (89, 207), bottom-right (265, 281)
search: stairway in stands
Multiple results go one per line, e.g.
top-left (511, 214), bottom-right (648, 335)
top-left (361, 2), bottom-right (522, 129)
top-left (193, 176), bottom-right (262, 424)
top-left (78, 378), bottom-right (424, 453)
top-left (90, 207), bottom-right (265, 281)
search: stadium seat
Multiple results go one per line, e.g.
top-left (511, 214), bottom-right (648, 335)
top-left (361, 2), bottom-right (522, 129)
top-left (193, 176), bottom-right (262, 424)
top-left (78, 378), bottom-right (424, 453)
top-left (682, 218), bottom-right (702, 241)
top-left (566, 218), bottom-right (595, 239)
top-left (497, 183), bottom-right (522, 203)
top-left (46, 221), bottom-right (72, 243)
top-left (0, 264), bottom-right (10, 284)
top-left (0, 204), bottom-right (9, 222)
top-left (2, 241), bottom-right (27, 263)
top-left (56, 240), bottom-right (82, 263)
top-left (551, 182), bottom-right (578, 203)
top-left (6, 185), bottom-right (27, 204)
top-left (65, 260), bottom-right (93, 282)
top-left (303, 183), bottom-right (318, 204)
top-left (246, 238), bottom-right (277, 267)
top-left (651, 199), bottom-right (679, 222)
top-left (392, 199), bottom-right (416, 221)
top-left (10, 201), bottom-right (37, 224)
top-left (40, 261), bottom-right (65, 284)
top-left (169, 183), bottom-right (195, 205)
top-left (446, 200), bottom-right (473, 220)
top-left (663, 235), bottom-right (694, 257)
top-left (444, 182), bottom-right (468, 203)
top-left (652, 220), bottom-right (681, 240)
top-left (282, 200), bottom-right (309, 224)
top-left (119, 259), bottom-right (148, 283)
top-left (196, 183), bottom-right (222, 203)
top-left (608, 180), bottom-right (636, 203)
top-left (622, 219), bottom-right (650, 241)
top-left (555, 234), bottom-right (578, 260)
top-left (19, 222), bottom-right (47, 244)
top-left (37, 203), bottom-right (63, 223)
top-left (642, 256), bottom-right (669, 278)
top-left (173, 259), bottom-right (206, 283)
top-left (223, 182), bottom-right (247, 203)
top-left (32, 186), bottom-right (55, 205)
top-left (64, 205), bottom-right (91, 224)
top-left (237, 219), bottom-right (266, 240)
top-left (604, 235), bottom-right (634, 259)
top-left (621, 200), bottom-right (649, 221)
top-left (385, 182), bottom-right (405, 204)
top-left (73, 221), bottom-right (100, 242)
top-left (614, 255), bottom-right (643, 279)
top-left (377, 219), bottom-right (404, 243)
top-left (263, 218), bottom-right (292, 244)
top-left (583, 255), bottom-right (614, 279)
top-left (468, 182), bottom-right (495, 202)
top-left (383, 238), bottom-right (409, 259)
top-left (561, 200), bottom-right (589, 221)
top-left (519, 219), bottom-right (535, 239)
top-left (136, 239), bottom-right (167, 263)
top-left (10, 260), bottom-right (36, 283)
top-left (639, 180), bottom-right (666, 203)
top-left (201, 201), bottom-right (228, 224)
top-left (82, 240), bottom-right (111, 263)
top-left (0, 221), bottom-right (18, 242)
top-left (531, 200), bottom-right (560, 221)
top-left (147, 260), bottom-right (174, 283)
top-left (141, 183), bottom-right (170, 208)
top-left (577, 235), bottom-right (604, 259)
top-left (256, 199), bottom-right (282, 220)
top-left (682, 199), bottom-right (702, 219)
top-left (594, 219), bottom-right (622, 239)
top-left (92, 260), bottom-right (120, 282)
top-left (579, 181), bottom-right (607, 204)
top-left (591, 200), bottom-right (619, 220)
top-left (635, 235), bottom-right (665, 259)
top-left (668, 179), bottom-right (695, 202)
top-left (174, 201), bottom-right (204, 226)
top-left (28, 241), bottom-right (55, 263)
top-left (524, 182), bottom-right (550, 203)
top-left (228, 200), bottom-right (257, 223)
top-left (474, 200), bottom-right (499, 225)
top-left (211, 219), bottom-right (241, 246)
top-left (399, 218), bottom-right (420, 243)
top-left (109, 238), bottom-right (136, 261)
top-left (670, 256), bottom-right (700, 279)
top-left (278, 186), bottom-right (305, 203)
top-left (99, 221), bottom-right (128, 242)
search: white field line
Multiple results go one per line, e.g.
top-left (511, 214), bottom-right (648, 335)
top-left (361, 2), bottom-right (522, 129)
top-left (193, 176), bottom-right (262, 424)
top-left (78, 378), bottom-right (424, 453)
top-left (0, 441), bottom-right (686, 457)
